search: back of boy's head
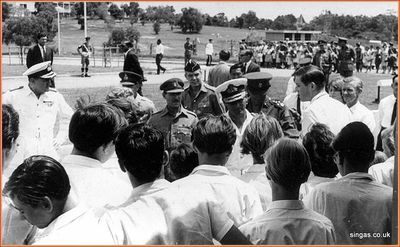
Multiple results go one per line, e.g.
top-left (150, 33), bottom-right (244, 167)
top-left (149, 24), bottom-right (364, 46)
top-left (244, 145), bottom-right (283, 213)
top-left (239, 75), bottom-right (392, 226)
top-left (69, 103), bottom-right (128, 154)
top-left (168, 143), bottom-right (198, 180)
top-left (115, 124), bottom-right (165, 184)
top-left (193, 115), bottom-right (236, 155)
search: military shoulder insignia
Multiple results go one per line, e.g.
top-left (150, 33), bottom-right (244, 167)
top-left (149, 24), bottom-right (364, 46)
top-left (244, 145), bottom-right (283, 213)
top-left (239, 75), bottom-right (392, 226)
top-left (9, 86), bottom-right (24, 92)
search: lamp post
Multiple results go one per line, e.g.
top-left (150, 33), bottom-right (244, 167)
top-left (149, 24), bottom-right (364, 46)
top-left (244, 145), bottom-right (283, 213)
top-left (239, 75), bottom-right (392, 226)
top-left (84, 2), bottom-right (87, 38)
top-left (56, 6), bottom-right (63, 56)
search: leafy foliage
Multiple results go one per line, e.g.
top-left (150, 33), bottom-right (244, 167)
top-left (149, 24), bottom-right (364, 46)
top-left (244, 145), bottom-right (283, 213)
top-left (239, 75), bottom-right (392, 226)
top-left (153, 22), bottom-right (161, 34)
top-left (178, 7), bottom-right (204, 33)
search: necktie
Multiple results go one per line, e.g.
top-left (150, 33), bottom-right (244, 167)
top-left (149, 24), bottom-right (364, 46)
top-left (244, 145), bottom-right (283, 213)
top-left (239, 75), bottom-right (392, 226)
top-left (391, 100), bottom-right (397, 125)
top-left (40, 46), bottom-right (45, 60)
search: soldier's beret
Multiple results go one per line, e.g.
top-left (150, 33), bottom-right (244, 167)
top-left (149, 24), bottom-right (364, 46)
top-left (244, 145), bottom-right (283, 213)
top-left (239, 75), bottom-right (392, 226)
top-left (184, 60), bottom-right (201, 72)
top-left (23, 61), bottom-right (56, 79)
top-left (244, 72), bottom-right (272, 93)
top-left (318, 40), bottom-right (327, 45)
top-left (160, 78), bottom-right (184, 93)
top-left (216, 78), bottom-right (247, 103)
top-left (338, 37), bottom-right (348, 43)
top-left (389, 42), bottom-right (394, 46)
top-left (119, 71), bottom-right (143, 86)
top-left (85, 36), bottom-right (91, 40)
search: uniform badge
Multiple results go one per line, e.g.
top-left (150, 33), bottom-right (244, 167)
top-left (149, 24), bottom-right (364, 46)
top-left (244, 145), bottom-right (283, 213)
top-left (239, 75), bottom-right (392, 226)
top-left (124, 74), bottom-right (129, 81)
top-left (43, 100), bottom-right (54, 107)
top-left (258, 82), bottom-right (263, 88)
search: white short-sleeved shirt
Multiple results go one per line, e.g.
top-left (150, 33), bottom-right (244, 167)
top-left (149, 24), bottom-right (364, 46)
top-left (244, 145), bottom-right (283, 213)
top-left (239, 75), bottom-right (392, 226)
top-left (172, 164), bottom-right (263, 226)
top-left (119, 179), bottom-right (170, 206)
top-left (102, 187), bottom-right (233, 245)
top-left (369, 156), bottom-right (395, 187)
top-left (205, 43), bottom-right (214, 55)
top-left (302, 91), bottom-right (352, 136)
top-left (32, 205), bottom-right (114, 245)
top-left (156, 44), bottom-right (164, 55)
top-left (303, 172), bottom-right (392, 244)
top-left (378, 94), bottom-right (396, 128)
top-left (239, 200), bottom-right (336, 245)
top-left (61, 154), bottom-right (132, 207)
top-left (2, 86), bottom-right (73, 160)
top-left (286, 77), bottom-right (297, 96)
top-left (225, 110), bottom-right (254, 176)
top-left (349, 101), bottom-right (376, 133)
top-left (240, 164), bottom-right (272, 211)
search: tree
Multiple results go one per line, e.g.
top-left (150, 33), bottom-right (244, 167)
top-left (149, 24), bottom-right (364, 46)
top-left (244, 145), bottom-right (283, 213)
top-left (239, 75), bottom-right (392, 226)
top-left (242, 11), bottom-right (258, 29)
top-left (153, 22), bottom-right (160, 34)
top-left (178, 7), bottom-right (204, 33)
top-left (108, 4), bottom-right (124, 20)
top-left (121, 2), bottom-right (141, 25)
top-left (272, 14), bottom-right (297, 30)
top-left (145, 5), bottom-right (175, 23)
top-left (3, 16), bottom-right (48, 63)
top-left (73, 2), bottom-right (104, 18)
top-left (2, 2), bottom-right (11, 21)
top-left (125, 26), bottom-right (141, 42)
top-left (106, 26), bottom-right (140, 48)
top-left (211, 13), bottom-right (228, 27)
top-left (34, 2), bottom-right (58, 36)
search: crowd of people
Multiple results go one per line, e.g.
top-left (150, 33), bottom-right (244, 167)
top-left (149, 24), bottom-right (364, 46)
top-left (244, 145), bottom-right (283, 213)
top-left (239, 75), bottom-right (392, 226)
top-left (1, 33), bottom-right (397, 245)
top-left (244, 38), bottom-right (398, 74)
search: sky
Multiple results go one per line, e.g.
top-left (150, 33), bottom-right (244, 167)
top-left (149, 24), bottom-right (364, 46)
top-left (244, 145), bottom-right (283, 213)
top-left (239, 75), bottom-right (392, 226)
top-left (137, 1), bottom-right (398, 22)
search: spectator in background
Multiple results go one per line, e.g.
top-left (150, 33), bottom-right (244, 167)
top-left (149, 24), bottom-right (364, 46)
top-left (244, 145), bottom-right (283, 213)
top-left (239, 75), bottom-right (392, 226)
top-left (327, 75), bottom-right (344, 103)
top-left (355, 43), bottom-right (363, 73)
top-left (165, 143), bottom-right (198, 182)
top-left (123, 39), bottom-right (145, 96)
top-left (184, 37), bottom-right (193, 65)
top-left (205, 39), bottom-right (214, 66)
top-left (208, 50), bottom-right (231, 87)
top-left (239, 50), bottom-right (260, 74)
top-left (301, 123), bottom-right (338, 199)
top-left (304, 122), bottom-right (392, 244)
top-left (376, 74), bottom-right (397, 151)
top-left (155, 39), bottom-right (166, 75)
top-left (229, 62), bottom-right (245, 79)
top-left (240, 138), bottom-right (336, 245)
top-left (342, 76), bottom-right (376, 133)
top-left (77, 36), bottom-right (93, 78)
top-left (375, 46), bottom-right (382, 73)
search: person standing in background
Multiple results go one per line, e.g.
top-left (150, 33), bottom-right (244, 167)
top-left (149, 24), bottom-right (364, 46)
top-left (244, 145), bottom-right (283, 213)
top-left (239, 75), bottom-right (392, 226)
top-left (205, 39), bottom-right (214, 66)
top-left (77, 37), bottom-right (93, 77)
top-left (155, 39), bottom-right (166, 75)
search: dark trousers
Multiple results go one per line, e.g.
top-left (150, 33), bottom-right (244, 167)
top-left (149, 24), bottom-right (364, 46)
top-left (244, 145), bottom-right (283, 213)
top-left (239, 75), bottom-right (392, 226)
top-left (206, 55), bottom-right (212, 66)
top-left (356, 61), bottom-right (363, 72)
top-left (156, 54), bottom-right (165, 74)
top-left (184, 54), bottom-right (191, 66)
top-left (376, 127), bottom-right (385, 151)
top-left (49, 78), bottom-right (55, 88)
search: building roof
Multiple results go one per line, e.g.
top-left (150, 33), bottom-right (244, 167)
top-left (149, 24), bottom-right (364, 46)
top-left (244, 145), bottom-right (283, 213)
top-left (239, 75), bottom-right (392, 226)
top-left (265, 30), bottom-right (322, 34)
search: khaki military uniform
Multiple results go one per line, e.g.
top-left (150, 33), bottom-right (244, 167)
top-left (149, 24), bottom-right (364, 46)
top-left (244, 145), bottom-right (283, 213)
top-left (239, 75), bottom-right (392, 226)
top-left (247, 97), bottom-right (299, 138)
top-left (182, 83), bottom-right (224, 119)
top-left (148, 107), bottom-right (198, 149)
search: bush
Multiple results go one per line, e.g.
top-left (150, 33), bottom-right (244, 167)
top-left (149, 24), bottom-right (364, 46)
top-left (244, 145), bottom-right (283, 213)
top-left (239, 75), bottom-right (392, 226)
top-left (153, 22), bottom-right (160, 34)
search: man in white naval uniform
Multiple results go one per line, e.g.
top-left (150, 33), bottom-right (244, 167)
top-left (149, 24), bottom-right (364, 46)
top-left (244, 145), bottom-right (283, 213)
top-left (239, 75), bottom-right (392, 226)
top-left (2, 61), bottom-right (73, 161)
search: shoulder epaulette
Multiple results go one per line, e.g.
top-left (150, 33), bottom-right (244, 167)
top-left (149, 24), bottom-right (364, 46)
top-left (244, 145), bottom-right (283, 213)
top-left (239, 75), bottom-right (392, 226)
top-left (270, 99), bottom-right (285, 108)
top-left (8, 86), bottom-right (24, 92)
top-left (203, 83), bottom-right (216, 91)
top-left (184, 109), bottom-right (197, 118)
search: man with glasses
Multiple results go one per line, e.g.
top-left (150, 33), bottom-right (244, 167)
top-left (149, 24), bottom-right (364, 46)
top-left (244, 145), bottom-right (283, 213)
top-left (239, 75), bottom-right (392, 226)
top-left (239, 50), bottom-right (260, 74)
top-left (3, 61), bottom-right (73, 161)
top-left (181, 60), bottom-right (224, 119)
top-left (148, 78), bottom-right (198, 150)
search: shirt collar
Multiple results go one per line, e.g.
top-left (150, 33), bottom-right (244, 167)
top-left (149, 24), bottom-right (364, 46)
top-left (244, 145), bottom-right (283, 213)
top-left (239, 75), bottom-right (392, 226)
top-left (160, 106), bottom-right (189, 118)
top-left (340, 172), bottom-right (374, 181)
top-left (245, 164), bottom-right (266, 174)
top-left (190, 164), bottom-right (231, 176)
top-left (36, 204), bottom-right (87, 240)
top-left (61, 154), bottom-right (103, 168)
top-left (268, 200), bottom-right (305, 210)
top-left (310, 90), bottom-right (328, 104)
top-left (129, 179), bottom-right (170, 199)
top-left (349, 100), bottom-right (360, 112)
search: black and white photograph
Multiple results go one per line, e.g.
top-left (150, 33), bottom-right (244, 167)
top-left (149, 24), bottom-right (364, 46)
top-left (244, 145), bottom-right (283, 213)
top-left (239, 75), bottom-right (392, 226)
top-left (1, 0), bottom-right (398, 245)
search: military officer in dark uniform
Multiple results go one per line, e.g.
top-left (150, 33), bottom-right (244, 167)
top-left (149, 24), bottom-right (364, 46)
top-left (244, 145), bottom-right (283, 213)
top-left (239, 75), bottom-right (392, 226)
top-left (148, 78), bottom-right (198, 150)
top-left (337, 37), bottom-right (355, 77)
top-left (313, 40), bottom-right (333, 90)
top-left (184, 37), bottom-right (193, 65)
top-left (181, 60), bottom-right (224, 119)
top-left (123, 40), bottom-right (145, 96)
top-left (244, 72), bottom-right (299, 138)
top-left (77, 36), bottom-right (93, 77)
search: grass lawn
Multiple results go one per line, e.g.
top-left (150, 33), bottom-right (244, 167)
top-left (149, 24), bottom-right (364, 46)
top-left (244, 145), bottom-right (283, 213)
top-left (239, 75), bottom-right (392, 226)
top-left (3, 18), bottom-right (256, 60)
top-left (58, 72), bottom-right (392, 112)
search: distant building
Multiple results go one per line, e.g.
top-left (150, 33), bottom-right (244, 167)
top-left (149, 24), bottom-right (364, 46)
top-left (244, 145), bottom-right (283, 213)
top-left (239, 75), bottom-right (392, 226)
top-left (9, 2), bottom-right (73, 17)
top-left (265, 30), bottom-right (322, 42)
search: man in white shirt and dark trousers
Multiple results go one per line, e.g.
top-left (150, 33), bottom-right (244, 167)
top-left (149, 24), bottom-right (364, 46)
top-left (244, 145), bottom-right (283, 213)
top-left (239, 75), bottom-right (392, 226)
top-left (205, 39), bottom-right (213, 66)
top-left (294, 65), bottom-right (352, 135)
top-left (155, 39), bottom-right (166, 74)
top-left (376, 74), bottom-right (397, 151)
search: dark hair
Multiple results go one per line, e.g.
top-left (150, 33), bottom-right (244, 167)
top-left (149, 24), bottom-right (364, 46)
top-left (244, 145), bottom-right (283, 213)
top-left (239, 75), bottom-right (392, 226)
top-left (193, 115), bottom-right (236, 155)
top-left (332, 122), bottom-right (375, 168)
top-left (219, 50), bottom-right (230, 61)
top-left (241, 114), bottom-right (283, 164)
top-left (3, 155), bottom-right (70, 207)
top-left (69, 103), bottom-right (128, 153)
top-left (393, 74), bottom-right (398, 84)
top-left (2, 104), bottom-right (19, 150)
top-left (265, 138), bottom-right (311, 190)
top-left (302, 123), bottom-right (338, 178)
top-left (168, 143), bottom-right (198, 181)
top-left (106, 98), bottom-right (139, 125)
top-left (36, 33), bottom-right (47, 41)
top-left (157, 39), bottom-right (161, 43)
top-left (292, 65), bottom-right (325, 90)
top-left (115, 124), bottom-right (164, 184)
top-left (230, 62), bottom-right (245, 73)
